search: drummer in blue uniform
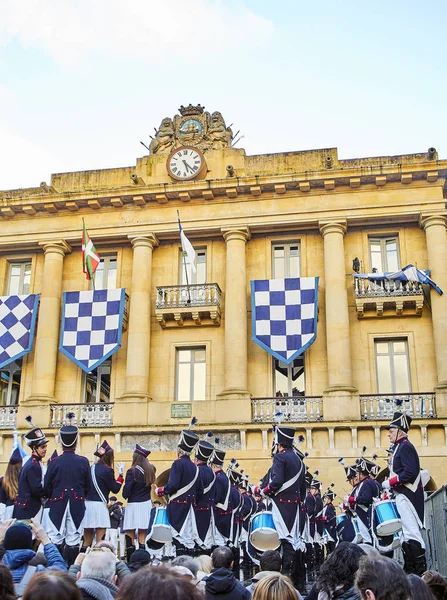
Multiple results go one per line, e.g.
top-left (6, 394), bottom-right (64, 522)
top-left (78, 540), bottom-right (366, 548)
top-left (226, 459), bottom-right (244, 578)
top-left (14, 416), bottom-right (48, 522)
top-left (83, 440), bottom-right (124, 548)
top-left (309, 473), bottom-right (324, 573)
top-left (193, 433), bottom-right (215, 553)
top-left (239, 475), bottom-right (257, 581)
top-left (255, 425), bottom-right (305, 585)
top-left (210, 440), bottom-right (232, 547)
top-left (156, 421), bottom-right (201, 556)
top-left (304, 471), bottom-right (316, 581)
top-left (383, 410), bottom-right (426, 575)
top-left (346, 452), bottom-right (379, 545)
top-left (337, 459), bottom-right (359, 544)
top-left (322, 485), bottom-right (337, 555)
top-left (43, 412), bottom-right (91, 566)
top-left (1, 447), bottom-right (23, 521)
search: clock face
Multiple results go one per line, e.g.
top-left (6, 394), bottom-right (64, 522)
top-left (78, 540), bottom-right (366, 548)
top-left (167, 147), bottom-right (205, 181)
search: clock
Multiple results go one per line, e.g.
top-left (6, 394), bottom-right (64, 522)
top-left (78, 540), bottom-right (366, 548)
top-left (167, 146), bottom-right (206, 181)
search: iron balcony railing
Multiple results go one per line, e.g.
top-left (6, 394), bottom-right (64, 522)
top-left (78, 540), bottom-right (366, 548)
top-left (156, 283), bottom-right (222, 309)
top-left (50, 403), bottom-right (114, 428)
top-left (0, 405), bottom-right (18, 429)
top-left (251, 396), bottom-right (323, 423)
top-left (360, 393), bottom-right (436, 420)
top-left (354, 278), bottom-right (424, 298)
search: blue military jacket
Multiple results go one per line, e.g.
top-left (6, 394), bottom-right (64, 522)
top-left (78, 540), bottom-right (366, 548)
top-left (305, 492), bottom-right (316, 538)
top-left (213, 469), bottom-right (232, 539)
top-left (391, 436), bottom-right (424, 522)
top-left (195, 462), bottom-right (215, 543)
top-left (86, 463), bottom-right (123, 503)
top-left (352, 476), bottom-right (379, 530)
top-left (164, 454), bottom-right (202, 535)
top-left (323, 501), bottom-right (337, 541)
top-left (13, 455), bottom-right (44, 519)
top-left (123, 467), bottom-right (152, 503)
top-left (314, 493), bottom-right (324, 535)
top-left (43, 450), bottom-right (91, 530)
top-left (266, 448), bottom-right (304, 532)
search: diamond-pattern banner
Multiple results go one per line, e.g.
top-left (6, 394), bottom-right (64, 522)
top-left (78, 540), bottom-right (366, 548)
top-left (251, 277), bottom-right (319, 365)
top-left (59, 289), bottom-right (125, 373)
top-left (0, 294), bottom-right (40, 369)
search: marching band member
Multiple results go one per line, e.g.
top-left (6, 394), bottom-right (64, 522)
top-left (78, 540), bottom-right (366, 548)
top-left (156, 422), bottom-right (201, 555)
top-left (193, 433), bottom-right (216, 553)
top-left (309, 473), bottom-right (324, 573)
top-left (14, 417), bottom-right (48, 522)
top-left (43, 413), bottom-right (90, 566)
top-left (255, 425), bottom-right (305, 584)
top-left (322, 485), bottom-right (337, 554)
top-left (305, 471), bottom-right (316, 581)
top-left (239, 476), bottom-right (257, 581)
top-left (1, 448), bottom-right (23, 521)
top-left (226, 460), bottom-right (244, 578)
top-left (346, 452), bottom-right (379, 545)
top-left (336, 459), bottom-right (359, 544)
top-left (83, 440), bottom-right (124, 548)
top-left (210, 440), bottom-right (232, 547)
top-left (383, 411), bottom-right (426, 575)
top-left (123, 444), bottom-right (155, 560)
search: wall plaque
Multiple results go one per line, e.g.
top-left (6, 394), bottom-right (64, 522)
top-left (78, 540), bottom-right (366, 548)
top-left (171, 403), bottom-right (192, 419)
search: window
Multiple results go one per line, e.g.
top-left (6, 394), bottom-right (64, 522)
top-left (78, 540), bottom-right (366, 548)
top-left (91, 256), bottom-right (117, 290)
top-left (176, 348), bottom-right (206, 401)
top-left (273, 356), bottom-right (305, 397)
top-left (0, 360), bottom-right (22, 405)
top-left (369, 237), bottom-right (400, 273)
top-left (272, 244), bottom-right (300, 278)
top-left (375, 339), bottom-right (411, 394)
top-left (7, 262), bottom-right (31, 295)
top-left (85, 360), bottom-right (111, 403)
top-left (180, 249), bottom-right (206, 285)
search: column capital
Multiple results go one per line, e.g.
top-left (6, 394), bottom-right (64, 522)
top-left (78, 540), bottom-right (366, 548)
top-left (38, 239), bottom-right (71, 256)
top-left (221, 226), bottom-right (250, 243)
top-left (319, 220), bottom-right (347, 237)
top-left (419, 213), bottom-right (447, 231)
top-left (128, 233), bottom-right (159, 249)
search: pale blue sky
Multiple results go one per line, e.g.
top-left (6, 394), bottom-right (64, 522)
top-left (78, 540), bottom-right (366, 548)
top-left (0, 0), bottom-right (446, 189)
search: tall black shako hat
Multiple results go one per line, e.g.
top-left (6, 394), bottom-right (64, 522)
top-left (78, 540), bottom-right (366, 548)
top-left (293, 434), bottom-right (308, 461)
top-left (94, 440), bottom-right (113, 458)
top-left (227, 458), bottom-right (243, 484)
top-left (388, 409), bottom-right (412, 434)
top-left (178, 417), bottom-right (199, 455)
top-left (59, 412), bottom-right (78, 448)
top-left (24, 416), bottom-right (47, 448)
top-left (310, 471), bottom-right (322, 490)
top-left (211, 436), bottom-right (226, 466)
top-left (323, 484), bottom-right (336, 501)
top-left (195, 432), bottom-right (215, 463)
top-left (273, 412), bottom-right (295, 448)
top-left (338, 457), bottom-right (357, 481)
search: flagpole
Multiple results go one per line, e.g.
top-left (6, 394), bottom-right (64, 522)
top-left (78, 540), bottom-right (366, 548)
top-left (177, 210), bottom-right (192, 305)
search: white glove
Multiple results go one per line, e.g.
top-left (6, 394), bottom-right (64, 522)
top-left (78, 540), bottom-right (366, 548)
top-left (117, 462), bottom-right (125, 476)
top-left (382, 480), bottom-right (390, 490)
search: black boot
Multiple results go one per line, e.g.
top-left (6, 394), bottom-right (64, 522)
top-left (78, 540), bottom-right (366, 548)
top-left (409, 540), bottom-right (427, 576)
top-left (402, 541), bottom-right (414, 574)
top-left (55, 544), bottom-right (65, 560)
top-left (64, 545), bottom-right (80, 567)
top-left (290, 549), bottom-right (307, 593)
top-left (231, 547), bottom-right (241, 580)
top-left (281, 541), bottom-right (295, 579)
top-left (125, 535), bottom-right (135, 562)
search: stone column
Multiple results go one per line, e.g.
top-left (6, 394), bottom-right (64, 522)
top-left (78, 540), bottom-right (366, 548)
top-left (20, 240), bottom-right (70, 426)
top-left (421, 214), bottom-right (447, 415)
top-left (319, 221), bottom-right (359, 420)
top-left (216, 226), bottom-right (251, 422)
top-left (116, 234), bottom-right (158, 426)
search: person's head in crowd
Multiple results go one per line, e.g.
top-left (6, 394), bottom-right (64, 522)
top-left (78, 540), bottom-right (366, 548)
top-left (260, 550), bottom-right (282, 573)
top-left (317, 541), bottom-right (365, 598)
top-left (128, 548), bottom-right (152, 572)
top-left (22, 571), bottom-right (82, 600)
top-left (172, 555), bottom-right (199, 578)
top-left (152, 500), bottom-right (162, 508)
top-left (355, 557), bottom-right (411, 600)
top-left (116, 565), bottom-right (204, 600)
top-left (0, 563), bottom-right (16, 600)
top-left (196, 554), bottom-right (212, 575)
top-left (211, 546), bottom-right (234, 570)
top-left (28, 552), bottom-right (48, 567)
top-left (358, 545), bottom-right (381, 559)
top-left (422, 571), bottom-right (447, 600)
top-left (252, 573), bottom-right (299, 600)
top-left (94, 540), bottom-right (116, 555)
top-left (3, 522), bottom-right (33, 550)
top-left (408, 574), bottom-right (436, 600)
top-left (78, 549), bottom-right (117, 583)
top-left (109, 496), bottom-right (117, 504)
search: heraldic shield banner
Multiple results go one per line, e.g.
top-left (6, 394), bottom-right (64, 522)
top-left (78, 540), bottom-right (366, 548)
top-left (59, 288), bottom-right (126, 373)
top-left (250, 277), bottom-right (319, 365)
top-left (0, 294), bottom-right (40, 369)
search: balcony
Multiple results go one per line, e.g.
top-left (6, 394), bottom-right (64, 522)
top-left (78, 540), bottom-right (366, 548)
top-left (354, 278), bottom-right (424, 318)
top-left (50, 403), bottom-right (114, 428)
top-left (0, 405), bottom-right (18, 429)
top-left (360, 393), bottom-right (436, 420)
top-left (155, 283), bottom-right (222, 327)
top-left (251, 396), bottom-right (323, 423)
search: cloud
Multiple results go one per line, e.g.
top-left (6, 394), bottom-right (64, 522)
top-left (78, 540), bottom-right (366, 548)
top-left (0, 0), bottom-right (275, 67)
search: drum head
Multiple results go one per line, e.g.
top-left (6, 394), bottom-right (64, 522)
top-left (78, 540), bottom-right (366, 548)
top-left (376, 520), bottom-right (402, 537)
top-left (151, 525), bottom-right (173, 544)
top-left (250, 528), bottom-right (280, 552)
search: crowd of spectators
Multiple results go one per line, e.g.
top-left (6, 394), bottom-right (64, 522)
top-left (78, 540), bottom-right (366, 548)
top-left (0, 518), bottom-right (446, 599)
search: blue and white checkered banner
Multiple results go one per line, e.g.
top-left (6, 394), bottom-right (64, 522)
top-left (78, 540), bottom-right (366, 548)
top-left (59, 289), bottom-right (126, 373)
top-left (0, 294), bottom-right (40, 369)
top-left (251, 277), bottom-right (319, 365)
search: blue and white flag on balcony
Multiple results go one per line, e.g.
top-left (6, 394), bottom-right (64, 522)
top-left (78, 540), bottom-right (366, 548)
top-left (59, 289), bottom-right (126, 373)
top-left (251, 277), bottom-right (319, 365)
top-left (352, 264), bottom-right (443, 295)
top-left (0, 294), bottom-right (40, 369)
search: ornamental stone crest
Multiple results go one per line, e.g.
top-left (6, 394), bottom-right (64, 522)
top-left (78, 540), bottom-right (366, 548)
top-left (149, 104), bottom-right (233, 155)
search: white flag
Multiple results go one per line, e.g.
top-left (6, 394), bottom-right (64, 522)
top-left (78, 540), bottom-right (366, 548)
top-left (179, 219), bottom-right (196, 273)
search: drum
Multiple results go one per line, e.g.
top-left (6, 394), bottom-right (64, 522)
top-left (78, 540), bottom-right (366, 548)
top-left (336, 514), bottom-right (348, 527)
top-left (351, 517), bottom-right (363, 544)
top-left (150, 507), bottom-right (172, 544)
top-left (391, 533), bottom-right (401, 550)
top-left (249, 511), bottom-right (280, 552)
top-left (374, 500), bottom-right (402, 536)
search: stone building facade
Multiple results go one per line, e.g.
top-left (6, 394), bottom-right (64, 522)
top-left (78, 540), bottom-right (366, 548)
top-left (0, 105), bottom-right (446, 493)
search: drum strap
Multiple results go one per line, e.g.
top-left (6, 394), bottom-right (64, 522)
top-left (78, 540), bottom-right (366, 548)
top-left (169, 466), bottom-right (199, 501)
top-left (275, 460), bottom-right (303, 495)
top-left (203, 473), bottom-right (216, 495)
top-left (91, 464), bottom-right (107, 504)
